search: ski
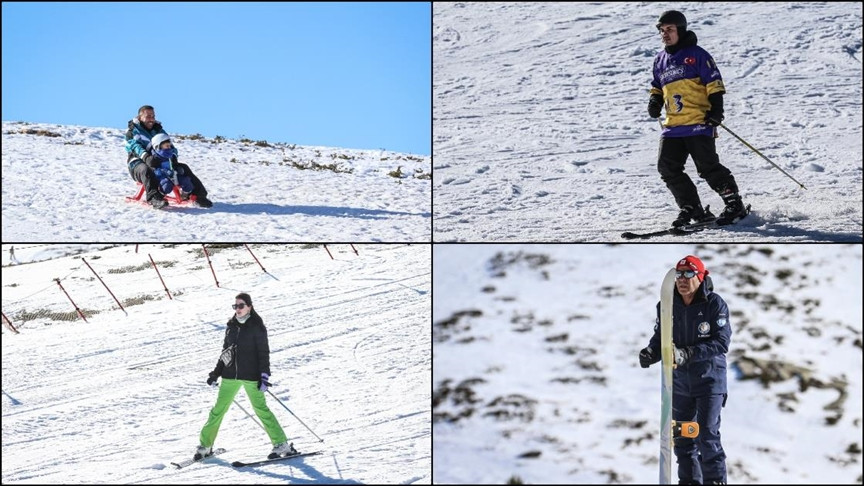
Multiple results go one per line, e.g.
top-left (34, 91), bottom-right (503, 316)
top-left (621, 205), bottom-right (750, 240)
top-left (170, 448), bottom-right (227, 469)
top-left (621, 219), bottom-right (717, 240)
top-left (232, 451), bottom-right (322, 468)
top-left (659, 268), bottom-right (676, 484)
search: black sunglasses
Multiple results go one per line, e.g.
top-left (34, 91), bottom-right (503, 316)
top-left (675, 270), bottom-right (698, 279)
top-left (232, 303), bottom-right (247, 310)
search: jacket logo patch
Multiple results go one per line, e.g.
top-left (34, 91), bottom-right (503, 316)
top-left (220, 344), bottom-right (236, 366)
top-left (684, 57), bottom-right (696, 65)
top-left (698, 322), bottom-right (711, 335)
top-left (717, 318), bottom-right (727, 327)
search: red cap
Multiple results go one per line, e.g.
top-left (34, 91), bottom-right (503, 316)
top-left (676, 255), bottom-right (708, 282)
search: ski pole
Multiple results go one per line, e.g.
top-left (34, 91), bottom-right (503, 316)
top-left (719, 123), bottom-right (807, 190)
top-left (266, 389), bottom-right (324, 442)
top-left (233, 399), bottom-right (268, 435)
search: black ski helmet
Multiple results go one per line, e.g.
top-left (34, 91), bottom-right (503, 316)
top-left (657, 10), bottom-right (687, 35)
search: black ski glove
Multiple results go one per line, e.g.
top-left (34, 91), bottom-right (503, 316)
top-left (704, 92), bottom-right (724, 126)
top-left (639, 346), bottom-right (659, 368)
top-left (141, 151), bottom-right (159, 168)
top-left (207, 371), bottom-right (219, 387)
top-left (647, 94), bottom-right (664, 119)
top-left (673, 345), bottom-right (693, 366)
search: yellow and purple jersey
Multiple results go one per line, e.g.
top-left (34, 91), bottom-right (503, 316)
top-left (651, 45), bottom-right (725, 138)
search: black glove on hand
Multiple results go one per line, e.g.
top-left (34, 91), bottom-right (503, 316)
top-left (142, 152), bottom-right (158, 168)
top-left (207, 372), bottom-right (219, 387)
top-left (639, 346), bottom-right (659, 368)
top-left (647, 94), bottom-right (664, 119)
top-left (704, 92), bottom-right (724, 126)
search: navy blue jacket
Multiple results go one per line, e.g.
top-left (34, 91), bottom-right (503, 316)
top-left (650, 278), bottom-right (731, 396)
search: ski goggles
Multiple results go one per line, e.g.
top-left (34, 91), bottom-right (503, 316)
top-left (232, 303), bottom-right (247, 310)
top-left (675, 269), bottom-right (698, 279)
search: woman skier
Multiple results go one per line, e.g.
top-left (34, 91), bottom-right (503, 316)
top-left (194, 293), bottom-right (297, 461)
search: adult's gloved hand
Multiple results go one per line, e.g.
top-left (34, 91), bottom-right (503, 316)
top-left (648, 94), bottom-right (664, 118)
top-left (259, 373), bottom-right (271, 392)
top-left (639, 346), bottom-right (659, 368)
top-left (673, 344), bottom-right (693, 366)
top-left (704, 92), bottom-right (724, 126)
top-left (207, 372), bottom-right (219, 387)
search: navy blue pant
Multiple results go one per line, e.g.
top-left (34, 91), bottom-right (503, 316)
top-left (674, 393), bottom-right (727, 484)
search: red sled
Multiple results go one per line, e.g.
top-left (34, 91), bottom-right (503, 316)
top-left (125, 182), bottom-right (197, 206)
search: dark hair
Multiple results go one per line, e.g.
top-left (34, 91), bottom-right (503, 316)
top-left (235, 293), bottom-right (252, 307)
top-left (138, 105), bottom-right (155, 115)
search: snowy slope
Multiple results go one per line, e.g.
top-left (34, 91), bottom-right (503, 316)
top-left (433, 2), bottom-right (863, 241)
top-left (2, 244), bottom-right (431, 484)
top-left (1, 122), bottom-right (431, 241)
top-left (433, 244), bottom-right (862, 484)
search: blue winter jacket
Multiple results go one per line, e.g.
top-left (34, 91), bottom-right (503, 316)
top-left (650, 278), bottom-right (731, 397)
top-left (125, 117), bottom-right (168, 168)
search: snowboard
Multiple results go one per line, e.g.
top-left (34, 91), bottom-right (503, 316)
top-left (659, 269), bottom-right (701, 484)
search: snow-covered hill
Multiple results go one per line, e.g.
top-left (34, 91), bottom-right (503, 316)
top-left (1, 122), bottom-right (431, 241)
top-left (433, 2), bottom-right (863, 241)
top-left (2, 244), bottom-right (431, 484)
top-left (433, 244), bottom-right (862, 484)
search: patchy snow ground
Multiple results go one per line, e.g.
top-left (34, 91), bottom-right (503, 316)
top-left (2, 122), bottom-right (431, 241)
top-left (433, 2), bottom-right (862, 241)
top-left (433, 243), bottom-right (862, 484)
top-left (2, 243), bottom-right (431, 484)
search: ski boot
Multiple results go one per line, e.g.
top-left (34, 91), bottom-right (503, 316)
top-left (715, 192), bottom-right (749, 225)
top-left (193, 445), bottom-right (212, 461)
top-left (268, 442), bottom-right (298, 459)
top-left (672, 204), bottom-right (715, 228)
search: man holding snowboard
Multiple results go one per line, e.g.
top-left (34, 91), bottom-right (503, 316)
top-left (640, 255), bottom-right (731, 485)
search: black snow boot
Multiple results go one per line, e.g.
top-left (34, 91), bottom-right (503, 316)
top-left (195, 195), bottom-right (213, 208)
top-left (672, 204), bottom-right (714, 228)
top-left (148, 192), bottom-right (168, 210)
top-left (716, 192), bottom-right (748, 225)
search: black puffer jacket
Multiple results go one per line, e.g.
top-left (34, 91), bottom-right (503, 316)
top-left (209, 310), bottom-right (271, 382)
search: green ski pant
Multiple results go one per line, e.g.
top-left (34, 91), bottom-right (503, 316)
top-left (199, 379), bottom-right (287, 448)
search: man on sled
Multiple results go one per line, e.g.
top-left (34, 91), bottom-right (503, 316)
top-left (125, 105), bottom-right (213, 209)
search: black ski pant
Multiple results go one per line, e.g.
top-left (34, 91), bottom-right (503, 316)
top-left (128, 159), bottom-right (208, 201)
top-left (657, 135), bottom-right (738, 210)
top-left (673, 393), bottom-right (728, 484)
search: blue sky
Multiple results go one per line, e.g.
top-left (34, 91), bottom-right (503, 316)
top-left (2, 2), bottom-right (430, 155)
